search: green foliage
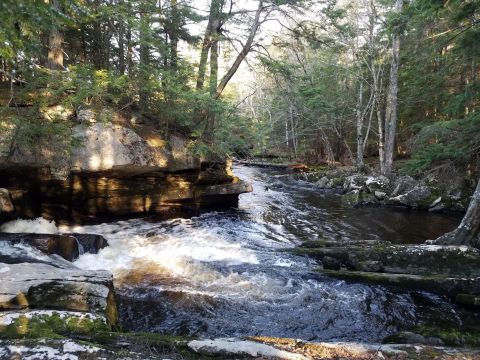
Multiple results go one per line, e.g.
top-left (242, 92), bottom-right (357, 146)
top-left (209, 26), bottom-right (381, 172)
top-left (403, 112), bottom-right (480, 175)
top-left (400, 0), bottom-right (480, 175)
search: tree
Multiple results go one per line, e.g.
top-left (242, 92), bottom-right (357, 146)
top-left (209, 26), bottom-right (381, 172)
top-left (46, 0), bottom-right (64, 70)
top-left (382, 0), bottom-right (403, 176)
top-left (431, 180), bottom-right (480, 248)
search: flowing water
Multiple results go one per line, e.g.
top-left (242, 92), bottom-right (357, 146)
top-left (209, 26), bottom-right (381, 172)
top-left (63, 165), bottom-right (474, 342)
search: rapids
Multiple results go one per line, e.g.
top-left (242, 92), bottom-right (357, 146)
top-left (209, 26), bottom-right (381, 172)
top-left (62, 165), bottom-right (473, 342)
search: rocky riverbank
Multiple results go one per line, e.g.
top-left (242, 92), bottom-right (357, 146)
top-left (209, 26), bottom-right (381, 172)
top-left (296, 165), bottom-right (475, 213)
top-left (2, 311), bottom-right (480, 359)
top-left (0, 108), bottom-right (252, 223)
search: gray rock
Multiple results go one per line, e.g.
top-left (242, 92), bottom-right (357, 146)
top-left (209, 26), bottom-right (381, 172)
top-left (70, 233), bottom-right (109, 255)
top-left (76, 107), bottom-right (96, 124)
top-left (374, 191), bottom-right (387, 200)
top-left (0, 233), bottom-right (79, 261)
top-left (1, 122), bottom-right (198, 179)
top-left (390, 331), bottom-right (444, 346)
top-left (351, 260), bottom-right (383, 272)
top-left (0, 261), bottom-right (116, 321)
top-left (387, 184), bottom-right (432, 208)
top-left (322, 256), bottom-right (341, 270)
top-left (0, 239), bottom-right (117, 324)
top-left (365, 176), bottom-right (390, 193)
top-left (429, 196), bottom-right (442, 208)
top-left (343, 190), bottom-right (377, 207)
top-left (343, 175), bottom-right (368, 192)
top-left (316, 176), bottom-right (333, 189)
top-left (429, 202), bottom-right (445, 213)
top-left (0, 233), bottom-right (108, 261)
top-left (390, 175), bottom-right (418, 197)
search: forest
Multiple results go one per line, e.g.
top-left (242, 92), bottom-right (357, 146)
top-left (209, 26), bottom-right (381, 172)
top-left (0, 0), bottom-right (480, 359)
top-left (1, 0), bottom-right (478, 173)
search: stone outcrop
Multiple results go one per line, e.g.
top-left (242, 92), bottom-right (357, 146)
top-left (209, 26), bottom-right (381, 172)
top-left (308, 166), bottom-right (471, 212)
top-left (0, 235), bottom-right (117, 325)
top-left (0, 110), bottom-right (252, 223)
top-left (294, 242), bottom-right (480, 304)
top-left (0, 188), bottom-right (14, 221)
top-left (0, 232), bottom-right (108, 262)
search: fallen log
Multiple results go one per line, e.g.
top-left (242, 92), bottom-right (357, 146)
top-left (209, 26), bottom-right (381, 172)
top-left (234, 159), bottom-right (308, 171)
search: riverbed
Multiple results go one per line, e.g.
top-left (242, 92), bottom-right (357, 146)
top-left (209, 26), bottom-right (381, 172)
top-left (63, 165), bottom-right (473, 342)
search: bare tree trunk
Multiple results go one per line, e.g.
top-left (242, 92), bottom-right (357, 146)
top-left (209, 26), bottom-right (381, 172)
top-left (118, 0), bottom-right (126, 75)
top-left (431, 180), bottom-right (480, 248)
top-left (196, 0), bottom-right (223, 90)
top-left (356, 81), bottom-right (364, 168)
top-left (215, 0), bottom-right (263, 98)
top-left (383, 0), bottom-right (403, 177)
top-left (169, 0), bottom-right (179, 71)
top-left (47, 0), bottom-right (64, 70)
top-left (203, 36), bottom-right (219, 144)
top-left (289, 104), bottom-right (297, 158)
top-left (139, 3), bottom-right (150, 111)
top-left (285, 116), bottom-right (290, 158)
top-left (126, 11), bottom-right (133, 77)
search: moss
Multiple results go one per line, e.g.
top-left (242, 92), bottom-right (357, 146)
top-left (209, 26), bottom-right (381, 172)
top-left (299, 240), bottom-right (328, 248)
top-left (0, 313), bottom-right (217, 359)
top-left (0, 313), bottom-right (111, 340)
top-left (331, 177), bottom-right (344, 187)
top-left (413, 325), bottom-right (480, 347)
top-left (456, 293), bottom-right (480, 307)
top-left (317, 268), bottom-right (475, 297)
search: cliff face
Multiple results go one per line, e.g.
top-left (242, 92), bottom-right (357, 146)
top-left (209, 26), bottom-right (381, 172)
top-left (0, 109), bottom-right (251, 223)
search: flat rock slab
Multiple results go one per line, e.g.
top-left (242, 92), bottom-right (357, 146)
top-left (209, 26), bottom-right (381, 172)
top-left (189, 336), bottom-right (480, 359)
top-left (295, 244), bottom-right (480, 277)
top-left (0, 309), bottom-right (106, 326)
top-left (319, 269), bottom-right (480, 297)
top-left (0, 339), bottom-right (169, 360)
top-left (0, 262), bottom-right (115, 317)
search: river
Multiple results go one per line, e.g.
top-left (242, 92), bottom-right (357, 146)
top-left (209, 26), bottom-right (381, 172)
top-left (64, 165), bottom-right (472, 343)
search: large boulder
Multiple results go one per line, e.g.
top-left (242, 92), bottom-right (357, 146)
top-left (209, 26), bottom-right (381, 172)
top-left (343, 175), bottom-right (368, 192)
top-left (387, 184), bottom-right (432, 208)
top-left (315, 176), bottom-right (334, 189)
top-left (342, 190), bottom-right (377, 207)
top-left (0, 232), bottom-right (108, 261)
top-left (0, 240), bottom-right (117, 325)
top-left (390, 175), bottom-right (418, 197)
top-left (0, 233), bottom-right (79, 261)
top-left (71, 233), bottom-right (109, 255)
top-left (365, 176), bottom-right (390, 193)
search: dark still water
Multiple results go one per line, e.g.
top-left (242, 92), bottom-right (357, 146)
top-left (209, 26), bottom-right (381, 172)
top-left (66, 165), bottom-right (473, 342)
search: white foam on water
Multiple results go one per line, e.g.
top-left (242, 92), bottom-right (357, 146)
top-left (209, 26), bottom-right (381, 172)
top-left (274, 258), bottom-right (294, 267)
top-left (65, 217), bottom-right (273, 298)
top-left (0, 217), bottom-right (58, 234)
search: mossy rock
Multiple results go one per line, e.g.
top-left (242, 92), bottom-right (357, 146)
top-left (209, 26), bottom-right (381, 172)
top-left (0, 312), bottom-right (207, 359)
top-left (0, 312), bottom-right (111, 340)
top-left (318, 269), bottom-right (480, 297)
top-left (409, 325), bottom-right (480, 347)
top-left (456, 293), bottom-right (480, 307)
top-left (298, 244), bottom-right (480, 278)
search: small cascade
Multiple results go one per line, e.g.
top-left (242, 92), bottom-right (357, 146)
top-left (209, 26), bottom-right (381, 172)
top-left (76, 238), bottom-right (85, 256)
top-left (65, 165), bottom-right (465, 342)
